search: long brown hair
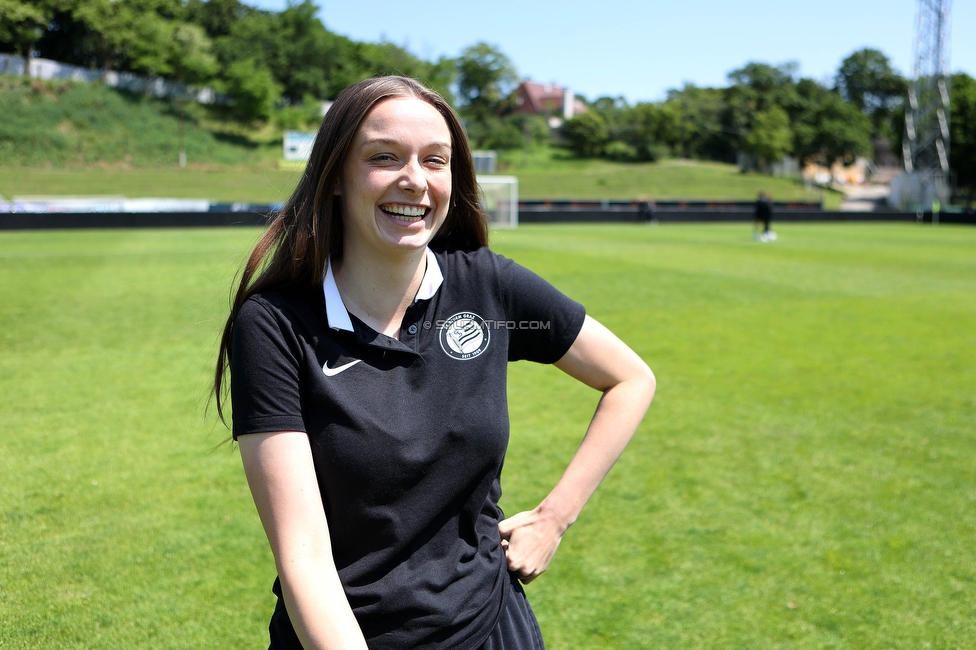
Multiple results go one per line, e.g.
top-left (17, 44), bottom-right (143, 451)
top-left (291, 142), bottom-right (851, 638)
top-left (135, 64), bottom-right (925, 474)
top-left (214, 76), bottom-right (489, 421)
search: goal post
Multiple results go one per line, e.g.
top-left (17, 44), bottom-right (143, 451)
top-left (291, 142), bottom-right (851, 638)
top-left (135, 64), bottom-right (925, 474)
top-left (476, 175), bottom-right (518, 228)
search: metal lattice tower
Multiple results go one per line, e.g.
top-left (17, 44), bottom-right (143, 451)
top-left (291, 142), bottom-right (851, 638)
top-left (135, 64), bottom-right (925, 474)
top-left (902, 0), bottom-right (952, 209)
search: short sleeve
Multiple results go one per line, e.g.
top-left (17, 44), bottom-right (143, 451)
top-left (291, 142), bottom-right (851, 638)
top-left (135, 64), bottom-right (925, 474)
top-left (230, 296), bottom-right (307, 439)
top-left (495, 255), bottom-right (586, 363)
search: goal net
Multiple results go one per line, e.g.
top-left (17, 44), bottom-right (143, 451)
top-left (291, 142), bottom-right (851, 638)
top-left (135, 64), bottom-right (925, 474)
top-left (476, 175), bottom-right (518, 228)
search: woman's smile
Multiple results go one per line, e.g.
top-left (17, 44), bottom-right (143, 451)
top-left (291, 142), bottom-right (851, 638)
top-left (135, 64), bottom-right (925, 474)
top-left (380, 202), bottom-right (430, 223)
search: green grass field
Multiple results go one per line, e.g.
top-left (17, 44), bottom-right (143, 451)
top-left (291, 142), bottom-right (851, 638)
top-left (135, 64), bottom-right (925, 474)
top-left (1, 223), bottom-right (973, 648)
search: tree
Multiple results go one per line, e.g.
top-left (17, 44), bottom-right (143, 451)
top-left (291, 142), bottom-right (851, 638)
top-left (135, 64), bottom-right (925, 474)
top-left (222, 57), bottom-right (280, 122)
top-left (464, 116), bottom-right (521, 150)
top-left (350, 42), bottom-right (456, 104)
top-left (727, 61), bottom-right (799, 110)
top-left (169, 22), bottom-right (216, 87)
top-left (835, 48), bottom-right (907, 137)
top-left (791, 78), bottom-right (872, 168)
top-left (69, 0), bottom-right (182, 75)
top-left (0, 0), bottom-right (53, 72)
top-left (586, 96), bottom-right (628, 135)
top-left (950, 72), bottom-right (976, 203)
top-left (169, 21), bottom-right (217, 167)
top-left (127, 11), bottom-right (176, 77)
top-left (207, 0), bottom-right (431, 105)
top-left (618, 102), bottom-right (669, 161)
top-left (662, 84), bottom-right (730, 160)
top-left (418, 56), bottom-right (457, 106)
top-left (185, 0), bottom-right (249, 39)
top-left (746, 105), bottom-right (792, 168)
top-left (724, 61), bottom-right (799, 155)
top-left (270, 0), bottom-right (334, 102)
top-left (561, 110), bottom-right (608, 158)
top-left (506, 113), bottom-right (549, 147)
top-left (455, 42), bottom-right (518, 122)
top-left (835, 48), bottom-right (908, 116)
top-left (36, 7), bottom-right (100, 68)
top-left (37, 1), bottom-right (211, 85)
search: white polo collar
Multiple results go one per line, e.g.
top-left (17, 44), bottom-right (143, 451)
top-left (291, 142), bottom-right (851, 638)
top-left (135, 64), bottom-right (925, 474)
top-left (324, 248), bottom-right (443, 332)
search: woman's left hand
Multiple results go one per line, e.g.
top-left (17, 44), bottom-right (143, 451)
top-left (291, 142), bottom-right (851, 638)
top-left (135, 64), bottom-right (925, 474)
top-left (497, 315), bottom-right (656, 585)
top-left (498, 506), bottom-right (567, 583)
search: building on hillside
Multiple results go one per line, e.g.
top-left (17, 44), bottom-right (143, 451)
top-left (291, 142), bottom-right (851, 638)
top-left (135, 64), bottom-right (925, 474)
top-left (507, 79), bottom-right (587, 128)
top-left (802, 157), bottom-right (876, 186)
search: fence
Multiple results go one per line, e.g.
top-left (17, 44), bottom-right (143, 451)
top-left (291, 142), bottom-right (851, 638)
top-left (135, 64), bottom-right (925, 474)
top-left (0, 53), bottom-right (220, 104)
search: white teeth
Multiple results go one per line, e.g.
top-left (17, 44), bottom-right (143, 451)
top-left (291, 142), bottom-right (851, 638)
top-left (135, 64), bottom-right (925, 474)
top-left (382, 204), bottom-right (427, 220)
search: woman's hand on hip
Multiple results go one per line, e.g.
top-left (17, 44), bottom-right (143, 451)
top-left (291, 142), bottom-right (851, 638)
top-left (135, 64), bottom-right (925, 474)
top-left (498, 506), bottom-right (567, 583)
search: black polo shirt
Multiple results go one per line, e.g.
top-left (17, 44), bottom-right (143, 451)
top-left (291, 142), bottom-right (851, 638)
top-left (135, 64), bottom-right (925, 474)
top-left (231, 245), bottom-right (586, 650)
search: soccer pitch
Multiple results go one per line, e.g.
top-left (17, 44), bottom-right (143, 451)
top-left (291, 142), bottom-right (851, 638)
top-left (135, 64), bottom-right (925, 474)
top-left (0, 223), bottom-right (973, 648)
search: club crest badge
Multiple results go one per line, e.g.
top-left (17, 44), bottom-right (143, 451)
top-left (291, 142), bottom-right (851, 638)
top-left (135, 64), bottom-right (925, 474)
top-left (439, 312), bottom-right (490, 360)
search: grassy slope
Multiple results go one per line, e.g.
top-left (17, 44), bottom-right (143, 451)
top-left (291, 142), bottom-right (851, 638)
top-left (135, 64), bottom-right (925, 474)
top-left (500, 147), bottom-right (839, 207)
top-left (1, 224), bottom-right (973, 648)
top-left (0, 76), bottom-right (280, 168)
top-left (0, 75), bottom-right (843, 207)
top-left (0, 160), bottom-right (838, 207)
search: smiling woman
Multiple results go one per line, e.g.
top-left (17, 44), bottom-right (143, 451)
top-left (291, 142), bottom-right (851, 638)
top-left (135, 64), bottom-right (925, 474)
top-left (333, 98), bottom-right (454, 333)
top-left (213, 76), bottom-right (655, 650)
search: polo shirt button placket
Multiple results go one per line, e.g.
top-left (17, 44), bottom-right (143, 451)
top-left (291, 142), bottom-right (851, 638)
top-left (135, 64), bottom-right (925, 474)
top-left (407, 324), bottom-right (418, 335)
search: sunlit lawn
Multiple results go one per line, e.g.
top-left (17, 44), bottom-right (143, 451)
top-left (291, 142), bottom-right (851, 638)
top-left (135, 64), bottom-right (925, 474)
top-left (0, 223), bottom-right (973, 648)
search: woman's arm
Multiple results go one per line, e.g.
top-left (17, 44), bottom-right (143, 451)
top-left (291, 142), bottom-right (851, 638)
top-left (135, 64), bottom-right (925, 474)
top-left (238, 431), bottom-right (369, 650)
top-left (498, 315), bottom-right (656, 583)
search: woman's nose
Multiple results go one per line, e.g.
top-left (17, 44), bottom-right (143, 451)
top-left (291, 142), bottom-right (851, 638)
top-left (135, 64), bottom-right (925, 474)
top-left (398, 158), bottom-right (428, 193)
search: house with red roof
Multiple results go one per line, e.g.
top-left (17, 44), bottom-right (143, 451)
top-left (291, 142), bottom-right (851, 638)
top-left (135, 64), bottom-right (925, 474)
top-left (508, 79), bottom-right (587, 127)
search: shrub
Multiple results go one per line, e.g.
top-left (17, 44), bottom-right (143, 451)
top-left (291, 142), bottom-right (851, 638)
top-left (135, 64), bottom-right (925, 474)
top-left (560, 111), bottom-right (608, 158)
top-left (221, 59), bottom-right (280, 123)
top-left (604, 140), bottom-right (639, 162)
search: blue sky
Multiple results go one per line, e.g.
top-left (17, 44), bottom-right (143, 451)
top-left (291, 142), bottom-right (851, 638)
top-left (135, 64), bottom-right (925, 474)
top-left (248, 0), bottom-right (975, 104)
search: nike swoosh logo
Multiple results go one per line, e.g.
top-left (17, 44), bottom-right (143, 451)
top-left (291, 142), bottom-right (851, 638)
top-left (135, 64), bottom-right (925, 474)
top-left (322, 359), bottom-right (362, 377)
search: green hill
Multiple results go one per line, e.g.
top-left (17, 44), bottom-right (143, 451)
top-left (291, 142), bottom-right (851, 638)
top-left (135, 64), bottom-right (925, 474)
top-left (0, 76), bottom-right (279, 168)
top-left (500, 150), bottom-right (834, 205)
top-left (0, 76), bottom-right (838, 207)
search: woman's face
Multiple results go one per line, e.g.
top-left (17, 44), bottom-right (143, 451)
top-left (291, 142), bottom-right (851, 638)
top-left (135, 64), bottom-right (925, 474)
top-left (336, 97), bottom-right (453, 257)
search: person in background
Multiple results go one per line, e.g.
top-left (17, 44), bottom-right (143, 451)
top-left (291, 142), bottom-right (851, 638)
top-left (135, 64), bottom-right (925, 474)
top-left (638, 196), bottom-right (656, 225)
top-left (754, 192), bottom-right (776, 242)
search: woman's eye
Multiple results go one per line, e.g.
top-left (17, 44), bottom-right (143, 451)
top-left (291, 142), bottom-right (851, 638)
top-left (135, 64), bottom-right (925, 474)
top-left (371, 153), bottom-right (396, 162)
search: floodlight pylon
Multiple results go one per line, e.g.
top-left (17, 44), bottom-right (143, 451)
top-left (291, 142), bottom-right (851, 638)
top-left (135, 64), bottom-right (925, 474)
top-left (902, 0), bottom-right (952, 210)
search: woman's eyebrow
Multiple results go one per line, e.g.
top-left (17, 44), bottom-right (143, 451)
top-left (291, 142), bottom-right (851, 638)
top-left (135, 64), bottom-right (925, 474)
top-left (359, 137), bottom-right (451, 150)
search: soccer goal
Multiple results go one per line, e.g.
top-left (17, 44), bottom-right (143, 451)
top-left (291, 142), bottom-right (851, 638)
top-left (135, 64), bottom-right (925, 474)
top-left (476, 175), bottom-right (518, 228)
